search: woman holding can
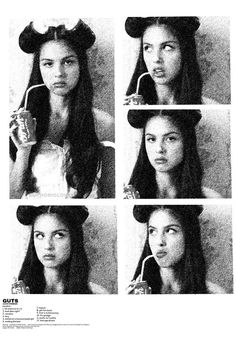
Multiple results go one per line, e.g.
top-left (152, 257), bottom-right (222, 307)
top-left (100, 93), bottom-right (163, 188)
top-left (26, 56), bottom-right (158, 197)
top-left (9, 19), bottom-right (114, 199)
top-left (127, 205), bottom-right (225, 294)
top-left (124, 109), bottom-right (221, 199)
top-left (124, 17), bottom-right (205, 105)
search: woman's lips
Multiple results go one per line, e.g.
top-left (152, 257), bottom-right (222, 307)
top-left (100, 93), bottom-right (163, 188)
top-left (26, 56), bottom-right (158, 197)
top-left (154, 158), bottom-right (167, 164)
top-left (153, 68), bottom-right (165, 77)
top-left (43, 254), bottom-right (55, 260)
top-left (53, 82), bottom-right (66, 88)
top-left (155, 251), bottom-right (167, 258)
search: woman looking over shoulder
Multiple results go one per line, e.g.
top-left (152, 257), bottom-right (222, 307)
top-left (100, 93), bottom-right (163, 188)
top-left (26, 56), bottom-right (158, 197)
top-left (127, 205), bottom-right (226, 294)
top-left (9, 19), bottom-right (114, 199)
top-left (124, 17), bottom-right (203, 105)
top-left (124, 109), bottom-right (222, 199)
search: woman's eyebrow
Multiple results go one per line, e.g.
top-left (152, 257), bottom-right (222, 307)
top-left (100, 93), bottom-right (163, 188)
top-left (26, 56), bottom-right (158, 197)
top-left (164, 224), bottom-right (182, 229)
top-left (40, 55), bottom-right (77, 61)
top-left (145, 131), bottom-right (180, 136)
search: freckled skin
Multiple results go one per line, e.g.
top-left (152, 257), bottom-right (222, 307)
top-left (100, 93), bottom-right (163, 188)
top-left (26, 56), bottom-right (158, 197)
top-left (145, 115), bottom-right (184, 173)
top-left (148, 209), bottom-right (185, 268)
top-left (33, 213), bottom-right (71, 269)
top-left (143, 24), bottom-right (182, 86)
top-left (39, 40), bottom-right (80, 97)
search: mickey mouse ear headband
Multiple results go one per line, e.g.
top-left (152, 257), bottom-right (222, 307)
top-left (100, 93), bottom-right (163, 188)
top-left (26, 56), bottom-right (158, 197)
top-left (125, 17), bottom-right (200, 38)
top-left (133, 205), bottom-right (203, 223)
top-left (19, 19), bottom-right (96, 53)
top-left (17, 205), bottom-right (89, 226)
top-left (127, 109), bottom-right (202, 129)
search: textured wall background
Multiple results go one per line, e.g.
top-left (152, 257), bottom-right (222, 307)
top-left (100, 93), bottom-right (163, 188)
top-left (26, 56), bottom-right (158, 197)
top-left (9, 18), bottom-right (114, 115)
top-left (10, 205), bottom-right (117, 294)
top-left (122, 109), bottom-right (231, 198)
top-left (123, 204), bottom-right (233, 293)
top-left (122, 16), bottom-right (230, 104)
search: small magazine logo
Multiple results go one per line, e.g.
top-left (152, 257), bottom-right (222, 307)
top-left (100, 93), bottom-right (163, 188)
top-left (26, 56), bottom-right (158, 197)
top-left (2, 298), bottom-right (18, 305)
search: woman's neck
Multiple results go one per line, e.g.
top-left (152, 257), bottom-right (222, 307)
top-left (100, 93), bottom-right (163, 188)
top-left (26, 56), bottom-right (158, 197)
top-left (160, 267), bottom-right (181, 294)
top-left (155, 172), bottom-right (177, 198)
top-left (43, 267), bottom-right (66, 294)
top-left (49, 93), bottom-right (70, 114)
top-left (155, 84), bottom-right (176, 105)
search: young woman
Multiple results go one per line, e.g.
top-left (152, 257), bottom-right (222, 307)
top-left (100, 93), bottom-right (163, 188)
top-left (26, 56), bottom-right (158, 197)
top-left (12, 205), bottom-right (108, 294)
top-left (125, 109), bottom-right (221, 199)
top-left (9, 19), bottom-right (114, 199)
top-left (124, 17), bottom-right (204, 105)
top-left (127, 205), bottom-right (225, 294)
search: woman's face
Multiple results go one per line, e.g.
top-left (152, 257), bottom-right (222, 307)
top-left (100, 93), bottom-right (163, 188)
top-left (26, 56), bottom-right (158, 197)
top-left (148, 209), bottom-right (185, 268)
top-left (33, 213), bottom-right (71, 269)
top-left (142, 24), bottom-right (182, 86)
top-left (39, 40), bottom-right (80, 97)
top-left (145, 115), bottom-right (184, 173)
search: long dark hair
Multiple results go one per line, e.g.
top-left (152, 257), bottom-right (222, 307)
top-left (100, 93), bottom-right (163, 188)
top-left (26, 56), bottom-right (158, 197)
top-left (10, 37), bottom-right (102, 198)
top-left (126, 17), bottom-right (202, 104)
top-left (133, 205), bottom-right (207, 294)
top-left (18, 207), bottom-right (91, 294)
top-left (129, 114), bottom-right (203, 198)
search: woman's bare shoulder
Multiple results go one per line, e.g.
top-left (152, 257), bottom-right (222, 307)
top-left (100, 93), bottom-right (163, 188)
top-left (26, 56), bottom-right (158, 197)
top-left (89, 282), bottom-right (109, 294)
top-left (93, 108), bottom-right (114, 142)
top-left (206, 281), bottom-right (226, 294)
top-left (202, 186), bottom-right (222, 199)
top-left (202, 96), bottom-right (219, 105)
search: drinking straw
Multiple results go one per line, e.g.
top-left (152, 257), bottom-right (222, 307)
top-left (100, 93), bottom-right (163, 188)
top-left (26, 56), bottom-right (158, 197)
top-left (24, 84), bottom-right (45, 110)
top-left (140, 255), bottom-right (154, 281)
top-left (136, 72), bottom-right (150, 94)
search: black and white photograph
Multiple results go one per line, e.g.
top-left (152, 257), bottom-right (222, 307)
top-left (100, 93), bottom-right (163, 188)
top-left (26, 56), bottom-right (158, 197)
top-left (9, 18), bottom-right (115, 199)
top-left (123, 109), bottom-right (231, 199)
top-left (124, 204), bottom-right (233, 294)
top-left (10, 205), bottom-right (117, 294)
top-left (123, 16), bottom-right (230, 105)
top-left (1, 2), bottom-right (235, 344)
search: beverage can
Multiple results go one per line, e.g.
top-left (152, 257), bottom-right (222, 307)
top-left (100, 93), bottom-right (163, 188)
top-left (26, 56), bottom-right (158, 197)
top-left (15, 110), bottom-right (36, 146)
top-left (129, 94), bottom-right (145, 105)
top-left (133, 281), bottom-right (152, 294)
top-left (11, 280), bottom-right (30, 294)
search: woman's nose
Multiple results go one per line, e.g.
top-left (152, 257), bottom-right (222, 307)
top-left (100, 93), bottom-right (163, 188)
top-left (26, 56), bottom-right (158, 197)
top-left (153, 48), bottom-right (163, 63)
top-left (44, 237), bottom-right (54, 250)
top-left (54, 63), bottom-right (65, 77)
top-left (157, 232), bottom-right (166, 246)
top-left (155, 139), bottom-right (165, 153)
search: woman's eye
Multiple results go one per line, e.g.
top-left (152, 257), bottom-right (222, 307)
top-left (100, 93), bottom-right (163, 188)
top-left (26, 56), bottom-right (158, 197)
top-left (54, 232), bottom-right (65, 239)
top-left (42, 62), bottom-right (53, 67)
top-left (143, 45), bottom-right (152, 53)
top-left (146, 136), bottom-right (155, 143)
top-left (163, 44), bottom-right (174, 51)
top-left (148, 228), bottom-right (156, 235)
top-left (35, 233), bottom-right (44, 240)
top-left (166, 228), bottom-right (177, 234)
top-left (165, 136), bottom-right (177, 142)
top-left (64, 60), bottom-right (73, 66)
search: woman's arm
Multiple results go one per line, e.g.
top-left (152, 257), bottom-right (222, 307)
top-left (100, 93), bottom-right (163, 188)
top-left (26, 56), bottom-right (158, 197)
top-left (99, 142), bottom-right (115, 198)
top-left (10, 149), bottom-right (31, 199)
top-left (93, 108), bottom-right (114, 142)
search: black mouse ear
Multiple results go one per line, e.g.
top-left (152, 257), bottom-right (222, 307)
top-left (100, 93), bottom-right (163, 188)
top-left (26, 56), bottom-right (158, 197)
top-left (70, 20), bottom-right (96, 49)
top-left (125, 17), bottom-right (146, 38)
top-left (19, 22), bottom-right (43, 53)
top-left (16, 206), bottom-right (38, 225)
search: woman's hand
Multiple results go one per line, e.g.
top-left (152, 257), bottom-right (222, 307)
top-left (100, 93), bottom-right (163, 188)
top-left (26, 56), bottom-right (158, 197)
top-left (123, 94), bottom-right (136, 105)
top-left (126, 275), bottom-right (141, 294)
